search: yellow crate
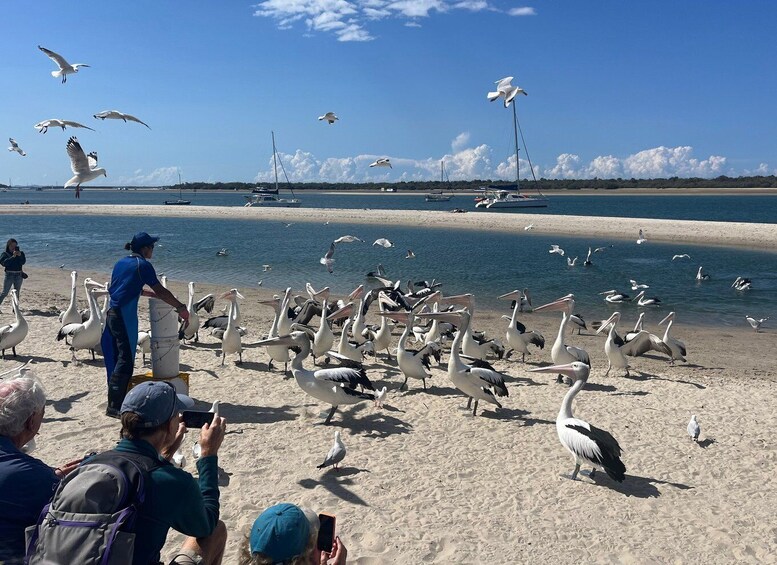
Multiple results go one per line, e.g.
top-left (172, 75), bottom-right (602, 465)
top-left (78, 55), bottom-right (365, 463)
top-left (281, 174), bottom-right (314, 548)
top-left (128, 372), bottom-right (190, 395)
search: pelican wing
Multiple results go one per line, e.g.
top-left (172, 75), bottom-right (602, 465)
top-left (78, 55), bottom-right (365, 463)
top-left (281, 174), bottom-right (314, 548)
top-left (513, 319), bottom-right (527, 334)
top-left (564, 422), bottom-right (625, 481)
top-left (525, 331), bottom-right (545, 349)
top-left (340, 387), bottom-right (375, 400)
top-left (566, 345), bottom-right (590, 365)
top-left (56, 323), bottom-right (84, 340)
top-left (38, 45), bottom-right (69, 69)
top-left (460, 354), bottom-right (497, 371)
top-left (66, 137), bottom-right (90, 175)
top-left (469, 367), bottom-right (508, 397)
top-left (323, 351), bottom-right (363, 369)
top-left (315, 366), bottom-right (374, 390)
top-left (194, 294), bottom-right (216, 313)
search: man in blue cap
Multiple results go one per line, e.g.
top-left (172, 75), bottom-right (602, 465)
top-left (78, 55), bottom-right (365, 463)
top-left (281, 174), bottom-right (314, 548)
top-left (115, 380), bottom-right (228, 565)
top-left (102, 232), bottom-right (191, 418)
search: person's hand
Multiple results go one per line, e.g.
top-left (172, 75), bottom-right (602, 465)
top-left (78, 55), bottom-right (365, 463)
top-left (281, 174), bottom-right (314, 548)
top-left (199, 414), bottom-right (226, 458)
top-left (319, 536), bottom-right (347, 565)
top-left (141, 289), bottom-right (157, 298)
top-left (13, 250), bottom-right (20, 257)
top-left (161, 422), bottom-right (186, 461)
top-left (178, 308), bottom-right (190, 328)
top-left (54, 458), bottom-right (83, 479)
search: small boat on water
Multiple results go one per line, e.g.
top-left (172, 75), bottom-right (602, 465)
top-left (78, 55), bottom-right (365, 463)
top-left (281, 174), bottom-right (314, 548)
top-left (164, 171), bottom-right (191, 205)
top-left (244, 132), bottom-right (301, 208)
top-left (424, 160), bottom-right (454, 202)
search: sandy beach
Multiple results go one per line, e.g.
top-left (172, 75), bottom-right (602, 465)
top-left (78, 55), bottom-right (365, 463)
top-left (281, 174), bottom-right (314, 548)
top-left (3, 266), bottom-right (775, 564)
top-left (3, 204), bottom-right (777, 250)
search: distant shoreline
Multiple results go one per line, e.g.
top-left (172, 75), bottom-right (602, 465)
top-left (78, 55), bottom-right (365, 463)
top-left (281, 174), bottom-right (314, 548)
top-left (3, 204), bottom-right (777, 250)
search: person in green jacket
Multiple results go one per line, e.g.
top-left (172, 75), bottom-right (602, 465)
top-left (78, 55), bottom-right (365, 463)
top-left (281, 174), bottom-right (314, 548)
top-left (115, 381), bottom-right (228, 565)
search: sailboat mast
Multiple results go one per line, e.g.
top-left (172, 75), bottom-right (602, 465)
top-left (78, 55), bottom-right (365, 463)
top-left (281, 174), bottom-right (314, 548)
top-left (271, 131), bottom-right (279, 192)
top-left (440, 160), bottom-right (444, 182)
top-left (178, 169), bottom-right (182, 198)
top-left (512, 102), bottom-right (520, 190)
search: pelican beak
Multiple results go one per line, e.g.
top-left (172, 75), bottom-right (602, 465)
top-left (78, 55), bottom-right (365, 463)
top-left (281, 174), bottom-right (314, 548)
top-left (529, 362), bottom-right (580, 379)
top-left (658, 312), bottom-right (674, 325)
top-left (497, 290), bottom-right (521, 300)
top-left (377, 292), bottom-right (399, 309)
top-left (415, 310), bottom-right (462, 326)
top-left (533, 296), bottom-right (571, 313)
top-left (235, 290), bottom-right (245, 300)
top-left (596, 312), bottom-right (619, 334)
top-left (254, 334), bottom-right (298, 347)
top-left (348, 285), bottom-right (364, 300)
top-left (411, 291), bottom-right (440, 312)
top-left (376, 311), bottom-right (410, 324)
top-left (327, 302), bottom-right (353, 321)
top-left (440, 293), bottom-right (473, 307)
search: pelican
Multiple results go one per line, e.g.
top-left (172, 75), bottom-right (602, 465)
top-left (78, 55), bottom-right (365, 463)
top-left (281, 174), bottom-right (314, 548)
top-left (318, 112), bottom-right (338, 124)
top-left (137, 331), bottom-right (151, 365)
top-left (219, 290), bottom-right (242, 365)
top-left (600, 290), bottom-right (631, 303)
top-left (672, 254), bottom-right (691, 261)
top-left (64, 137), bottom-right (106, 198)
top-left (255, 332), bottom-right (375, 424)
top-left (260, 289), bottom-right (291, 371)
top-left (444, 294), bottom-right (504, 361)
top-left (596, 312), bottom-right (671, 377)
top-left (336, 318), bottom-right (374, 363)
top-left (369, 158), bottom-right (392, 168)
top-left (568, 314), bottom-right (587, 335)
top-left (636, 229), bottom-right (647, 244)
top-left (688, 415), bottom-right (700, 442)
top-left (634, 290), bottom-right (661, 307)
top-left (59, 271), bottom-right (81, 329)
top-left (745, 316), bottom-right (768, 333)
top-left (0, 290), bottom-right (28, 358)
top-left (35, 119), bottom-right (95, 134)
top-left (567, 256), bottom-right (578, 267)
top-left (498, 291), bottom-right (544, 362)
top-left (658, 312), bottom-right (687, 364)
top-left (306, 283), bottom-right (330, 303)
top-left (732, 277), bottom-right (752, 291)
top-left (629, 279), bottom-right (649, 291)
top-left (363, 293), bottom-right (397, 360)
top-left (696, 266), bottom-right (710, 281)
top-left (93, 110), bottom-right (151, 129)
top-left (533, 294), bottom-right (591, 383)
top-left (38, 45), bottom-right (90, 83)
top-left (583, 247), bottom-right (592, 266)
top-left (310, 298), bottom-right (335, 362)
top-left (378, 310), bottom-right (437, 390)
top-left (417, 310), bottom-right (508, 416)
top-left (549, 245), bottom-right (565, 256)
top-left (180, 282), bottom-right (215, 342)
top-left (8, 138), bottom-right (26, 156)
top-left (530, 362), bottom-right (626, 482)
top-left (56, 281), bottom-right (107, 364)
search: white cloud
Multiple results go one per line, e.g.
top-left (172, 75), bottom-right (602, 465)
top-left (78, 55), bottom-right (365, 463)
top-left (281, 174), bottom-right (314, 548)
top-left (254, 0), bottom-right (496, 41)
top-left (451, 131), bottom-right (471, 152)
top-left (508, 6), bottom-right (536, 16)
top-left (116, 166), bottom-right (179, 186)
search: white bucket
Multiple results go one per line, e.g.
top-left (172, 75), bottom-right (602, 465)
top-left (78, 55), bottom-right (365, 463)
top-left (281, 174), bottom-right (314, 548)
top-left (149, 298), bottom-right (179, 338)
top-left (150, 336), bottom-right (180, 379)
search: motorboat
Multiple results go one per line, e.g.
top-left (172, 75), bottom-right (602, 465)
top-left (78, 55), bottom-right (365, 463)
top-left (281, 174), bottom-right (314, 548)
top-left (244, 132), bottom-right (302, 208)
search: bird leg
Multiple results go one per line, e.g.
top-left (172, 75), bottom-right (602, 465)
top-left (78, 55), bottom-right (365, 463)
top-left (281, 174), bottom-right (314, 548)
top-left (237, 352), bottom-right (243, 364)
top-left (70, 349), bottom-right (80, 366)
top-left (472, 400), bottom-right (479, 416)
top-left (324, 405), bottom-right (338, 425)
top-left (268, 359), bottom-right (273, 371)
top-left (604, 363), bottom-right (611, 377)
top-left (422, 378), bottom-right (427, 390)
top-left (570, 464), bottom-right (581, 481)
top-left (221, 353), bottom-right (225, 366)
top-left (12, 347), bottom-right (17, 358)
top-left (91, 349), bottom-right (96, 361)
top-left (466, 397), bottom-right (472, 409)
top-left (400, 377), bottom-right (408, 391)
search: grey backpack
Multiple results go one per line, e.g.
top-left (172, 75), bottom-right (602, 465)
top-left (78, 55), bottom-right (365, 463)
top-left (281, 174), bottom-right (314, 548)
top-left (25, 450), bottom-right (161, 565)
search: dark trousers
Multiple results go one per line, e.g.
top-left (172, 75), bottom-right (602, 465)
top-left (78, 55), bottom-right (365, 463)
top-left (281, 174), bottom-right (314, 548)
top-left (106, 308), bottom-right (135, 413)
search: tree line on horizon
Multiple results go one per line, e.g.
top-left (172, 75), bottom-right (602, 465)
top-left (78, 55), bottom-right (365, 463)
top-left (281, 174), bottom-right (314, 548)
top-left (3, 175), bottom-right (777, 191)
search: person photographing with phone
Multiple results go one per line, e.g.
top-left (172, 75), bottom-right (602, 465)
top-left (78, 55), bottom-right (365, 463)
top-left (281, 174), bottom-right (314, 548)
top-left (101, 232), bottom-right (190, 418)
top-left (238, 503), bottom-right (347, 565)
top-left (0, 238), bottom-right (26, 310)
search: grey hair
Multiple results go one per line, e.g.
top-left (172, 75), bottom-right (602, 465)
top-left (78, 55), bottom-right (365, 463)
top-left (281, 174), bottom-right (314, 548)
top-left (0, 377), bottom-right (47, 437)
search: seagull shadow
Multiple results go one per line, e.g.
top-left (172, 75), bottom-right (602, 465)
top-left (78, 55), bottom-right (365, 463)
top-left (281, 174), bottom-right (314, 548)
top-left (26, 309), bottom-right (61, 317)
top-left (480, 407), bottom-right (554, 426)
top-left (180, 364), bottom-right (220, 380)
top-left (192, 402), bottom-right (297, 425)
top-left (235, 360), bottom-right (272, 373)
top-left (590, 472), bottom-right (693, 498)
top-left (612, 390), bottom-right (650, 397)
top-left (629, 371), bottom-right (706, 389)
top-left (297, 467), bottom-right (370, 507)
top-left (402, 385), bottom-right (459, 397)
top-left (697, 437), bottom-right (716, 448)
top-left (327, 406), bottom-right (412, 438)
top-left (582, 382), bottom-right (618, 393)
top-left (48, 391), bottom-right (90, 414)
top-left (504, 374), bottom-right (545, 387)
top-left (15, 355), bottom-right (58, 364)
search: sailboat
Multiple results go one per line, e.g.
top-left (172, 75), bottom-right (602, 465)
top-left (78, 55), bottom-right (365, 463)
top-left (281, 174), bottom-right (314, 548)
top-left (476, 81), bottom-right (547, 210)
top-left (424, 160), bottom-right (453, 202)
top-left (164, 170), bottom-right (191, 205)
top-left (244, 132), bottom-right (301, 208)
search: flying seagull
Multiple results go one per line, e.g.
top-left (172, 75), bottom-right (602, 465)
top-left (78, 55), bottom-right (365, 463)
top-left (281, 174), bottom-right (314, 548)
top-left (672, 254), bottom-right (691, 261)
top-left (35, 119), bottom-right (95, 134)
top-left (487, 76), bottom-right (528, 108)
top-left (373, 238), bottom-right (394, 248)
top-left (8, 138), bottom-right (26, 156)
top-left (636, 229), bottom-right (647, 245)
top-left (549, 245), bottom-right (565, 256)
top-left (64, 137), bottom-right (106, 199)
top-left (745, 316), bottom-right (768, 333)
top-left (369, 158), bottom-right (392, 168)
top-left (93, 110), bottom-right (151, 129)
top-left (318, 112), bottom-right (338, 124)
top-left (38, 45), bottom-right (90, 83)
top-left (405, 249), bottom-right (416, 259)
top-left (333, 235), bottom-right (363, 244)
top-left (320, 242), bottom-right (335, 274)
top-left (317, 431), bottom-right (346, 470)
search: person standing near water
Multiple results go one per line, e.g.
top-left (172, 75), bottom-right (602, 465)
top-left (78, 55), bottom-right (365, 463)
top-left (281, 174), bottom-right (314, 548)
top-left (0, 238), bottom-right (26, 310)
top-left (101, 232), bottom-right (190, 418)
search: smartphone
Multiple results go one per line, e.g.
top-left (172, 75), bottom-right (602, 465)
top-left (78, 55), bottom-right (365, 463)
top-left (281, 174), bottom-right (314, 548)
top-left (181, 410), bottom-right (213, 429)
top-left (317, 513), bottom-right (336, 552)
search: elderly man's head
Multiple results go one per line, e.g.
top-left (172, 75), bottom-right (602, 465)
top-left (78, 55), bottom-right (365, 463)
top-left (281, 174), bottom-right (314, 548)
top-left (0, 377), bottom-right (46, 448)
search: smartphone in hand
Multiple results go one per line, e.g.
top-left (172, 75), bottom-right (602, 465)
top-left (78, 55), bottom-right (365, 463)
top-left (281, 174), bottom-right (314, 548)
top-left (181, 410), bottom-right (213, 429)
top-left (317, 513), bottom-right (336, 552)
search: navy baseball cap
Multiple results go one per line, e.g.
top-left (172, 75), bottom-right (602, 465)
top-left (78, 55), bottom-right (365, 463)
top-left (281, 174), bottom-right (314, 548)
top-left (120, 381), bottom-right (194, 427)
top-left (249, 503), bottom-right (312, 562)
top-left (130, 232), bottom-right (160, 252)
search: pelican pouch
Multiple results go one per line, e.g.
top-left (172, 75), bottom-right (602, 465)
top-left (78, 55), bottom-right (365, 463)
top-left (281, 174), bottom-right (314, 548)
top-left (24, 451), bottom-right (161, 564)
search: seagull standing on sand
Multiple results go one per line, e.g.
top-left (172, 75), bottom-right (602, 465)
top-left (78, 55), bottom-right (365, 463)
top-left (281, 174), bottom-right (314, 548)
top-left (318, 112), bottom-right (338, 124)
top-left (524, 224), bottom-right (534, 231)
top-left (687, 415), bottom-right (700, 442)
top-left (486, 76), bottom-right (528, 108)
top-left (320, 242), bottom-right (335, 274)
top-left (317, 431), bottom-right (346, 470)
top-left (374, 386), bottom-right (388, 408)
top-left (93, 110), bottom-right (151, 129)
top-left (64, 137), bottom-right (106, 199)
top-left (636, 229), bottom-right (647, 244)
top-left (38, 45), bottom-right (90, 83)
top-left (373, 238), bottom-right (394, 248)
top-left (745, 316), bottom-right (768, 333)
top-left (7, 139), bottom-right (26, 156)
top-left (369, 158), bottom-right (392, 168)
top-left (549, 245), bottom-right (565, 256)
top-left (35, 119), bottom-right (95, 134)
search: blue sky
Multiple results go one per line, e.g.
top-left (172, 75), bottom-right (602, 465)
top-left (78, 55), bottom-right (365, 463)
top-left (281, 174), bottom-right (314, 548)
top-left (2, 1), bottom-right (776, 186)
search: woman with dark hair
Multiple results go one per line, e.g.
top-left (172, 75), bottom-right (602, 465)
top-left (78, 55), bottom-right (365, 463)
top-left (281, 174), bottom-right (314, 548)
top-left (0, 238), bottom-right (26, 309)
top-left (100, 232), bottom-right (190, 418)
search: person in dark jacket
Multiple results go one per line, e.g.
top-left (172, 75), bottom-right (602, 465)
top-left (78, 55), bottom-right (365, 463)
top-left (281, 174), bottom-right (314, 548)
top-left (0, 238), bottom-right (26, 309)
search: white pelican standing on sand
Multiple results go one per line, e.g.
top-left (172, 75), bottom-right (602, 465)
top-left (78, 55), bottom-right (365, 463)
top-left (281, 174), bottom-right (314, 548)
top-left (180, 282), bottom-right (215, 342)
top-left (256, 331), bottom-right (375, 424)
top-left (658, 311), bottom-right (687, 364)
top-left (498, 290), bottom-right (544, 362)
top-left (533, 294), bottom-right (591, 382)
top-left (531, 362), bottom-right (626, 482)
top-left (219, 289), bottom-right (243, 365)
top-left (417, 310), bottom-right (509, 416)
top-left (56, 280), bottom-right (107, 364)
top-left (59, 271), bottom-right (81, 329)
top-left (0, 290), bottom-right (29, 358)
top-left (378, 310), bottom-right (439, 391)
top-left (596, 312), bottom-right (671, 377)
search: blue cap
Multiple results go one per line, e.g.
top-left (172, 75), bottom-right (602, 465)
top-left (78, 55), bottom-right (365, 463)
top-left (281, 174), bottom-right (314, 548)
top-left (249, 503), bottom-right (310, 563)
top-left (130, 232), bottom-right (159, 252)
top-left (120, 381), bottom-right (194, 427)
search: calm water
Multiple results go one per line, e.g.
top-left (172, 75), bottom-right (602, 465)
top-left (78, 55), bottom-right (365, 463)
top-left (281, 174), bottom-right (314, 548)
top-left (2, 189), bottom-right (777, 223)
top-left (4, 214), bottom-right (776, 329)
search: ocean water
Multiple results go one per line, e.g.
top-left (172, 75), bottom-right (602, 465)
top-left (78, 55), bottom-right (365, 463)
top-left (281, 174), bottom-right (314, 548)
top-left (2, 188), bottom-right (777, 223)
top-left (4, 213), bottom-right (776, 329)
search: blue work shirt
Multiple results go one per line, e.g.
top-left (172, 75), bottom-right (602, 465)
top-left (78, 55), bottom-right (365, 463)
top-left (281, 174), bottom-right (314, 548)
top-left (0, 436), bottom-right (59, 562)
top-left (108, 254), bottom-right (160, 309)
